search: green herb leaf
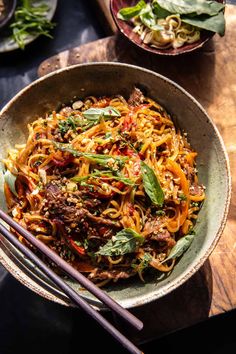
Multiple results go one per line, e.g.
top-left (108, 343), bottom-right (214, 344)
top-left (164, 233), bottom-right (195, 262)
top-left (155, 0), bottom-right (225, 16)
top-left (58, 116), bottom-right (77, 135)
top-left (139, 4), bottom-right (163, 30)
top-left (138, 252), bottom-right (152, 271)
top-left (71, 170), bottom-right (134, 186)
top-left (10, 0), bottom-right (56, 50)
top-left (140, 161), bottom-right (164, 207)
top-left (97, 228), bottom-right (144, 256)
top-left (54, 142), bottom-right (127, 170)
top-left (117, 0), bottom-right (147, 20)
top-left (179, 193), bottom-right (187, 201)
top-left (82, 153), bottom-right (127, 170)
top-left (152, 1), bottom-right (171, 18)
top-left (82, 106), bottom-right (121, 121)
top-left (182, 11), bottom-right (225, 36)
top-left (4, 170), bottom-right (18, 196)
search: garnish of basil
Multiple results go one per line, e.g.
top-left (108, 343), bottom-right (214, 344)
top-left (140, 161), bottom-right (164, 207)
top-left (163, 233), bottom-right (195, 262)
top-left (139, 4), bottom-right (163, 31)
top-left (182, 11), bottom-right (225, 36)
top-left (4, 170), bottom-right (18, 196)
top-left (82, 106), bottom-right (121, 121)
top-left (54, 142), bottom-right (128, 171)
top-left (97, 228), bottom-right (144, 256)
top-left (118, 0), bottom-right (225, 36)
top-left (71, 170), bottom-right (134, 186)
top-left (155, 0), bottom-right (225, 16)
top-left (117, 0), bottom-right (147, 20)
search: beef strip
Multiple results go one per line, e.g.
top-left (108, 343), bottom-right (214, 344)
top-left (151, 230), bottom-right (176, 248)
top-left (44, 182), bottom-right (121, 227)
top-left (143, 217), bottom-right (162, 236)
top-left (128, 88), bottom-right (145, 106)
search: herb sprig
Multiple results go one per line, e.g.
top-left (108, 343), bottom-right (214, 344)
top-left (10, 0), bottom-right (56, 49)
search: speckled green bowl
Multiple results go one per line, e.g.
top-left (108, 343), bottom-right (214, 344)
top-left (0, 63), bottom-right (231, 309)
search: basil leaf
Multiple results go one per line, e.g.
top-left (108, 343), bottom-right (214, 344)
top-left (71, 170), bottom-right (135, 186)
top-left (54, 142), bottom-right (127, 170)
top-left (155, 0), bottom-right (225, 16)
top-left (140, 4), bottom-right (163, 30)
top-left (182, 11), bottom-right (225, 36)
top-left (4, 170), bottom-right (18, 196)
top-left (53, 142), bottom-right (80, 156)
top-left (164, 233), bottom-right (195, 262)
top-left (82, 106), bottom-right (121, 121)
top-left (97, 228), bottom-right (144, 256)
top-left (117, 0), bottom-right (147, 20)
top-left (152, 1), bottom-right (171, 18)
top-left (82, 153), bottom-right (127, 169)
top-left (140, 161), bottom-right (164, 207)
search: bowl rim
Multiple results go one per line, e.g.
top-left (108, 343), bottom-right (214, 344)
top-left (109, 0), bottom-right (224, 56)
top-left (0, 62), bottom-right (232, 309)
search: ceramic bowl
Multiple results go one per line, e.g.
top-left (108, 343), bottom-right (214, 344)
top-left (110, 0), bottom-right (225, 56)
top-left (0, 63), bottom-right (231, 309)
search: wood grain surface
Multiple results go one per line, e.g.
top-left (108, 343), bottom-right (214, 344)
top-left (37, 4), bottom-right (236, 343)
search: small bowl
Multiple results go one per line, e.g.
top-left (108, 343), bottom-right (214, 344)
top-left (0, 63), bottom-right (231, 309)
top-left (110, 0), bottom-right (225, 56)
top-left (0, 0), bottom-right (16, 30)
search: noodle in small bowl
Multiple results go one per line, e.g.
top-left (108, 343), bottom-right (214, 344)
top-left (0, 63), bottom-right (231, 309)
top-left (110, 0), bottom-right (226, 56)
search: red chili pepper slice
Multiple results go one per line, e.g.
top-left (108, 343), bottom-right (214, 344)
top-left (70, 239), bottom-right (86, 255)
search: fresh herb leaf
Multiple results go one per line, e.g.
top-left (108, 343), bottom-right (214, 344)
top-left (97, 228), bottom-right (144, 256)
top-left (81, 153), bottom-right (127, 170)
top-left (58, 116), bottom-right (77, 135)
top-left (140, 161), bottom-right (164, 207)
top-left (179, 193), bottom-right (187, 201)
top-left (138, 252), bottom-right (152, 271)
top-left (82, 106), bottom-right (121, 121)
top-left (105, 132), bottom-right (112, 139)
top-left (156, 210), bottom-right (165, 216)
top-left (139, 4), bottom-right (163, 30)
top-left (163, 232), bottom-right (195, 262)
top-left (54, 142), bottom-right (127, 170)
top-left (10, 0), bottom-right (56, 50)
top-left (182, 11), bottom-right (225, 36)
top-left (53, 142), bottom-right (79, 156)
top-left (155, 0), bottom-right (225, 16)
top-left (71, 170), bottom-right (134, 186)
top-left (117, 0), bottom-right (147, 20)
top-left (4, 170), bottom-right (18, 196)
top-left (152, 1), bottom-right (171, 18)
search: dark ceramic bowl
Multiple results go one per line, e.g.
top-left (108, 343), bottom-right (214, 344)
top-left (110, 0), bottom-right (225, 56)
top-left (0, 63), bottom-right (231, 309)
top-left (0, 0), bottom-right (16, 30)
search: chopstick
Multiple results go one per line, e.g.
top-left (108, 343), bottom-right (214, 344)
top-left (0, 209), bottom-right (143, 354)
top-left (0, 209), bottom-right (142, 331)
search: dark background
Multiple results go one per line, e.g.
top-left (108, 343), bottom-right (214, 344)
top-left (0, 1), bottom-right (235, 353)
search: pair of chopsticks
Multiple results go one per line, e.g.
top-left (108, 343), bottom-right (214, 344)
top-left (0, 209), bottom-right (143, 354)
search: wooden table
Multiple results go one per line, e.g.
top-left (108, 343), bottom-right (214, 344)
top-left (38, 2), bottom-right (236, 344)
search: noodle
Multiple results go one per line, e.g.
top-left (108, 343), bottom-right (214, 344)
top-left (3, 88), bottom-right (205, 284)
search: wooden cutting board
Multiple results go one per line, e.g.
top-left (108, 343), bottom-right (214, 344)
top-left (37, 3), bottom-right (236, 344)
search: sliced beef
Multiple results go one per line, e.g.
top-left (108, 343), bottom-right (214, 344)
top-left (189, 183), bottom-right (204, 196)
top-left (128, 88), bottom-right (145, 106)
top-left (151, 230), bottom-right (176, 248)
top-left (44, 182), bottom-right (120, 227)
top-left (143, 217), bottom-right (162, 236)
